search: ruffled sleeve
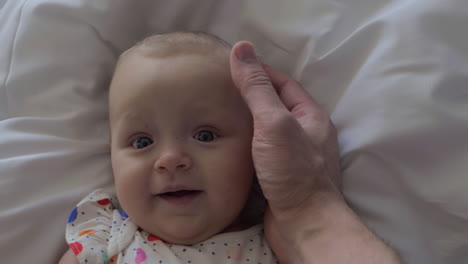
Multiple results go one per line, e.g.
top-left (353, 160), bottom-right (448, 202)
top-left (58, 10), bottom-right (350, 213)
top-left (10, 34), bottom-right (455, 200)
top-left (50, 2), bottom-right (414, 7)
top-left (65, 189), bottom-right (119, 264)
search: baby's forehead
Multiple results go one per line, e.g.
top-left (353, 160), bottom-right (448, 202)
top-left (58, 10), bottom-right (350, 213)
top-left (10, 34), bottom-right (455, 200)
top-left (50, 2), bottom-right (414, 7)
top-left (109, 32), bottom-right (241, 120)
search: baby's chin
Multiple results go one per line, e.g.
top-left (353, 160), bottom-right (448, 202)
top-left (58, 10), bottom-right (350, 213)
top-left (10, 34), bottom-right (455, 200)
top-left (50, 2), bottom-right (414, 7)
top-left (148, 220), bottom-right (245, 245)
top-left (155, 227), bottom-right (220, 245)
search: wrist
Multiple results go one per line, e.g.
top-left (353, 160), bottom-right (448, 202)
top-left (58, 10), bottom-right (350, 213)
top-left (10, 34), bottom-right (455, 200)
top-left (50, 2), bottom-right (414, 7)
top-left (279, 190), bottom-right (349, 244)
top-left (272, 191), bottom-right (401, 264)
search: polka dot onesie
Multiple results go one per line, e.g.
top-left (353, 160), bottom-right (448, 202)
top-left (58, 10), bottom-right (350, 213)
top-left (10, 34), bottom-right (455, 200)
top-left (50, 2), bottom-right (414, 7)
top-left (66, 189), bottom-right (278, 264)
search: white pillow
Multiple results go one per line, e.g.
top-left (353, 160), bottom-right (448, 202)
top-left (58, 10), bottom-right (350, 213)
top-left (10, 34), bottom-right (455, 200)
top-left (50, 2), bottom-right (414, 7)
top-left (1, 0), bottom-right (467, 263)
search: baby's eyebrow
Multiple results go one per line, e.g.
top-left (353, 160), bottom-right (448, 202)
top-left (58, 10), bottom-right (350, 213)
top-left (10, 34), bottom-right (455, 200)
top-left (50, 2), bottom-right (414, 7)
top-left (118, 109), bottom-right (150, 121)
top-left (114, 112), bottom-right (150, 128)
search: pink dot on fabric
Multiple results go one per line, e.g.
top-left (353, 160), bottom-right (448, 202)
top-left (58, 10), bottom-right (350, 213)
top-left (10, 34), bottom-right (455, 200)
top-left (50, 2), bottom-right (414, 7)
top-left (135, 248), bottom-right (147, 264)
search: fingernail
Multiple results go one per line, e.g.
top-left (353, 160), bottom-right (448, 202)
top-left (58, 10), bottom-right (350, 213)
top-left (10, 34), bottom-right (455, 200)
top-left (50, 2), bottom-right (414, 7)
top-left (235, 42), bottom-right (257, 63)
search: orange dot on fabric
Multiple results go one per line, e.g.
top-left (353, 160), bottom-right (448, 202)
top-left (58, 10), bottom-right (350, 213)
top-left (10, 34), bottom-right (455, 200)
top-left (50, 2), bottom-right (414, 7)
top-left (69, 242), bottom-right (83, 255)
top-left (107, 255), bottom-right (118, 263)
top-left (97, 198), bottom-right (111, 205)
top-left (147, 234), bottom-right (160, 242)
top-left (78, 229), bottom-right (96, 237)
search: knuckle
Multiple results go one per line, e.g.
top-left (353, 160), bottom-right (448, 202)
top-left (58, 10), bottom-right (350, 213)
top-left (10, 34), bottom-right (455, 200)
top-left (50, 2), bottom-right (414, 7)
top-left (310, 111), bottom-right (337, 137)
top-left (272, 112), bottom-right (296, 127)
top-left (312, 155), bottom-right (326, 171)
top-left (254, 112), bottom-right (295, 140)
top-left (268, 112), bottom-right (301, 135)
top-left (242, 68), bottom-right (272, 88)
top-left (314, 110), bottom-right (330, 124)
top-left (266, 112), bottom-right (293, 128)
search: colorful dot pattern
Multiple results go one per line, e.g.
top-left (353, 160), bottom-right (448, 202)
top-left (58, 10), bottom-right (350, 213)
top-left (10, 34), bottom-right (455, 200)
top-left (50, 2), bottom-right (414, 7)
top-left (66, 189), bottom-right (278, 264)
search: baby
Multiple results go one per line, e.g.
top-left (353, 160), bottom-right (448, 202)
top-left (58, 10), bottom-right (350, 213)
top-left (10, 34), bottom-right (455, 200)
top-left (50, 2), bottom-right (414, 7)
top-left (60, 32), bottom-right (276, 264)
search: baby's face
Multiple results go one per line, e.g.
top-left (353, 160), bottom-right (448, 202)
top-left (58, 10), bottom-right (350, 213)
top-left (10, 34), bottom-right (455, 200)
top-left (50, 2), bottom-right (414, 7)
top-left (109, 51), bottom-right (255, 245)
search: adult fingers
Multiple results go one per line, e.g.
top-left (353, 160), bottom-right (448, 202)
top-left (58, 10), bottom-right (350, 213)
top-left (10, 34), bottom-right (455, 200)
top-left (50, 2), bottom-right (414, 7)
top-left (262, 64), bottom-right (327, 123)
top-left (230, 41), bottom-right (287, 117)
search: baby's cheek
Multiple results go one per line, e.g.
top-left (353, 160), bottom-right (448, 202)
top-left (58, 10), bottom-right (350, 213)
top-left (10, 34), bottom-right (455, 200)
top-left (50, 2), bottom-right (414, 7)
top-left (113, 167), bottom-right (131, 186)
top-left (216, 183), bottom-right (248, 211)
top-left (113, 156), bottom-right (144, 180)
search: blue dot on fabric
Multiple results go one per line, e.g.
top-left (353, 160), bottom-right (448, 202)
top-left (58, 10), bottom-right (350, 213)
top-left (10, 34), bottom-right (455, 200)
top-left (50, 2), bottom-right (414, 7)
top-left (68, 207), bottom-right (78, 223)
top-left (119, 210), bottom-right (128, 218)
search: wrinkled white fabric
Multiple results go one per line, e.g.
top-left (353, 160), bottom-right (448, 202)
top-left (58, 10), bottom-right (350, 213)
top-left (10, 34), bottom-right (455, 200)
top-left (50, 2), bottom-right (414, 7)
top-left (1, 0), bottom-right (467, 263)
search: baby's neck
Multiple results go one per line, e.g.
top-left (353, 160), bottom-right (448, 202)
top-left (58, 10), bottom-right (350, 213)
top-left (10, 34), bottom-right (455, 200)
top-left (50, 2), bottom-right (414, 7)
top-left (221, 218), bottom-right (251, 234)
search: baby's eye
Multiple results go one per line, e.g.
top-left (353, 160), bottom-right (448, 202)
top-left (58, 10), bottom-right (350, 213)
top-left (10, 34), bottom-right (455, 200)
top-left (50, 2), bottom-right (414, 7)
top-left (132, 136), bottom-right (153, 149)
top-left (194, 130), bottom-right (217, 142)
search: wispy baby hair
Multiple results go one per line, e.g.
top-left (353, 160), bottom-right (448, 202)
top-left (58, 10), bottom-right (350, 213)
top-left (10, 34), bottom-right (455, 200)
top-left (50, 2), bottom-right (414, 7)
top-left (119, 31), bottom-right (231, 61)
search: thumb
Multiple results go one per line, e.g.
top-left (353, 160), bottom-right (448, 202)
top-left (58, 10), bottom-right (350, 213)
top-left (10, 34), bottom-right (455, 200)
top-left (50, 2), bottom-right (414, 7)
top-left (230, 41), bottom-right (287, 117)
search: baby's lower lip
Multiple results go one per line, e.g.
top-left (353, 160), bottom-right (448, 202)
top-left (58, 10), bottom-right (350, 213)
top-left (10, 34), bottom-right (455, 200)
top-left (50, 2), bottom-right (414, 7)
top-left (158, 190), bottom-right (202, 206)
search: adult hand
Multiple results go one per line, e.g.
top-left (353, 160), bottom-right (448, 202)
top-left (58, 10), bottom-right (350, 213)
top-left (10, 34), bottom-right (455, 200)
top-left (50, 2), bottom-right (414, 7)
top-left (230, 41), bottom-right (402, 264)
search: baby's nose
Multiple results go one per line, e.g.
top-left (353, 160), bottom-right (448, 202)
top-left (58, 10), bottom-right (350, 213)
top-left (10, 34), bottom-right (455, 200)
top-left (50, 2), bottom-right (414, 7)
top-left (154, 151), bottom-right (192, 174)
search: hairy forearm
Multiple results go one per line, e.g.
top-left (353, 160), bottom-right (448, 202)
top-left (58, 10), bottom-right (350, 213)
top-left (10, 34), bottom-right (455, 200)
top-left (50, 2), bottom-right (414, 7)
top-left (288, 192), bottom-right (402, 264)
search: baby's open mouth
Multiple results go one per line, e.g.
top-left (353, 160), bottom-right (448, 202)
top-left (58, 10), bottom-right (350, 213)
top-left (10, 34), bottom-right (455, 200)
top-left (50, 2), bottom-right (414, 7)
top-left (158, 190), bottom-right (202, 206)
top-left (159, 190), bottom-right (202, 198)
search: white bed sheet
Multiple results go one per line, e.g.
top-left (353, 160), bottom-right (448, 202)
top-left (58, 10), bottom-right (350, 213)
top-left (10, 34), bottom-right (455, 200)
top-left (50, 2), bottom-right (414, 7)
top-left (1, 0), bottom-right (467, 263)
